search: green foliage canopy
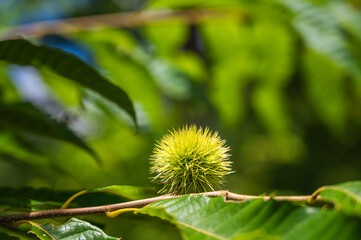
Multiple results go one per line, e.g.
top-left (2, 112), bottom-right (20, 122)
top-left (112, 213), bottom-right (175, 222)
top-left (1, 0), bottom-right (361, 239)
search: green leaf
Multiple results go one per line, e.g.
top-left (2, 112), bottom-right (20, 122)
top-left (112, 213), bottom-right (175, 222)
top-left (316, 181), bottom-right (361, 217)
top-left (138, 195), bottom-right (361, 240)
top-left (0, 232), bottom-right (21, 240)
top-left (0, 39), bottom-right (137, 128)
top-left (0, 102), bottom-right (100, 164)
top-left (0, 226), bottom-right (37, 240)
top-left (28, 218), bottom-right (119, 240)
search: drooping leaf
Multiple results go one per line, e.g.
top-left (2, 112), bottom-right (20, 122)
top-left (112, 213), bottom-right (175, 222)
top-left (316, 181), bottom-right (361, 217)
top-left (0, 39), bottom-right (137, 128)
top-left (0, 102), bottom-right (100, 164)
top-left (138, 195), bottom-right (361, 240)
top-left (27, 218), bottom-right (119, 240)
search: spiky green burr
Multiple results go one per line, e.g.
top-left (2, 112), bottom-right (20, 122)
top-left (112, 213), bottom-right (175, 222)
top-left (150, 125), bottom-right (232, 194)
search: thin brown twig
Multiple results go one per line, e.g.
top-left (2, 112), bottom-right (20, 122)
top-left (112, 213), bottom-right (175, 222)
top-left (0, 191), bottom-right (319, 224)
top-left (0, 8), bottom-right (245, 40)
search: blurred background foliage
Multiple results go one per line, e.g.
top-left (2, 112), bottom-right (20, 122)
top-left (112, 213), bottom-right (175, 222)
top-left (0, 0), bottom-right (361, 238)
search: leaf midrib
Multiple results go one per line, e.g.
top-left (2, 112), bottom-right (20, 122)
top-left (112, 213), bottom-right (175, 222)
top-left (178, 220), bottom-right (228, 240)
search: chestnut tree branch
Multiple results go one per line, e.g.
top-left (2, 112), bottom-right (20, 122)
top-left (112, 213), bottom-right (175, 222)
top-left (0, 191), bottom-right (320, 224)
top-left (0, 8), bottom-right (245, 40)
